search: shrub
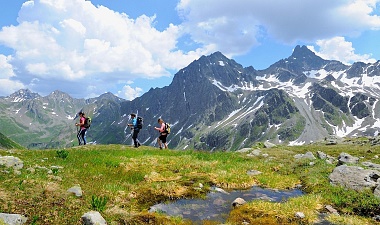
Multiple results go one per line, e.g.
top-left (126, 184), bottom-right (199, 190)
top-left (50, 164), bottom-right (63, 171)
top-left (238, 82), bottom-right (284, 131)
top-left (56, 150), bottom-right (69, 159)
top-left (91, 195), bottom-right (108, 212)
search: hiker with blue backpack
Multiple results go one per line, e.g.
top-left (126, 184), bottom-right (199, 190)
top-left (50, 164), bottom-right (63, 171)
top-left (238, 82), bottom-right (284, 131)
top-left (128, 113), bottom-right (142, 148)
top-left (154, 118), bottom-right (170, 149)
top-left (75, 112), bottom-right (90, 145)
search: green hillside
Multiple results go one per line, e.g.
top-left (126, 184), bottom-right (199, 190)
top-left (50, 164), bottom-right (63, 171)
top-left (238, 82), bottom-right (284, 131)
top-left (0, 139), bottom-right (379, 224)
top-left (0, 131), bottom-right (24, 149)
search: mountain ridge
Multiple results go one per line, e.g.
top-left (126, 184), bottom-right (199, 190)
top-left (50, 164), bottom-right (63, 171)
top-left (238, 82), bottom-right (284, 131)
top-left (1, 45), bottom-right (379, 149)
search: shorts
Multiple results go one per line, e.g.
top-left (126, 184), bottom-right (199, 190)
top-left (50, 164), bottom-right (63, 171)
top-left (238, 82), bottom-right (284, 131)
top-left (159, 134), bottom-right (167, 143)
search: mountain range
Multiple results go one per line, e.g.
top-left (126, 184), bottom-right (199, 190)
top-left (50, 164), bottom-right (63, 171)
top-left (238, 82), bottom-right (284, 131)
top-left (0, 45), bottom-right (379, 150)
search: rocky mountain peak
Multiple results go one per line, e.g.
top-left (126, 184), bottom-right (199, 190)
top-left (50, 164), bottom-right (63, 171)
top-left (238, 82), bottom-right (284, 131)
top-left (47, 90), bottom-right (73, 101)
top-left (291, 45), bottom-right (317, 59)
top-left (7, 89), bottom-right (40, 102)
top-left (97, 92), bottom-right (124, 102)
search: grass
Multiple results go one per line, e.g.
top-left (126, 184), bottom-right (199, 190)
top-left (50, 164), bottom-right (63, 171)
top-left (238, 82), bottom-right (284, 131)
top-left (0, 131), bottom-right (25, 150)
top-left (0, 140), bottom-right (380, 224)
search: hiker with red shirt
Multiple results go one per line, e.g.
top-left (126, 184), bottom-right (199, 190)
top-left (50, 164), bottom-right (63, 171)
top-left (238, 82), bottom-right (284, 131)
top-left (154, 118), bottom-right (168, 149)
top-left (75, 112), bottom-right (87, 145)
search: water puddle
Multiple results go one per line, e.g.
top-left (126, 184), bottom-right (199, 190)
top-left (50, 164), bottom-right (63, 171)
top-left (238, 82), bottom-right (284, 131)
top-left (149, 186), bottom-right (303, 223)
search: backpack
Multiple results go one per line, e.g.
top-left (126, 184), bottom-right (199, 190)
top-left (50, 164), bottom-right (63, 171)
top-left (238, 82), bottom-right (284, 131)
top-left (136, 116), bottom-right (143, 129)
top-left (164, 123), bottom-right (171, 134)
top-left (84, 117), bottom-right (92, 128)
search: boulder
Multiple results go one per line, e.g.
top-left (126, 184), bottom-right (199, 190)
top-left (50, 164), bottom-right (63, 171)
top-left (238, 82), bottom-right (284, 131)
top-left (329, 165), bottom-right (380, 192)
top-left (0, 213), bottom-right (27, 225)
top-left (337, 152), bottom-right (359, 166)
top-left (325, 205), bottom-right (339, 215)
top-left (247, 170), bottom-right (262, 176)
top-left (247, 149), bottom-right (261, 157)
top-left (0, 156), bottom-right (24, 170)
top-left (294, 152), bottom-right (316, 160)
top-left (316, 151), bottom-right (327, 159)
top-left (67, 185), bottom-right (83, 197)
top-left (236, 148), bottom-right (251, 153)
top-left (232, 197), bottom-right (246, 207)
top-left (295, 212), bottom-right (305, 219)
top-left (264, 141), bottom-right (276, 148)
top-left (362, 161), bottom-right (380, 171)
top-left (81, 211), bottom-right (106, 225)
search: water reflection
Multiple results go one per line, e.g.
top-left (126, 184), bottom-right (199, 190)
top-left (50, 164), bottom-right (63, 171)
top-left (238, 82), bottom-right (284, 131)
top-left (150, 186), bottom-right (303, 223)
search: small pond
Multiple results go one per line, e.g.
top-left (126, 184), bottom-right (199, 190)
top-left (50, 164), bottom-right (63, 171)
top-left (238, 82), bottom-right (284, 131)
top-left (149, 186), bottom-right (303, 223)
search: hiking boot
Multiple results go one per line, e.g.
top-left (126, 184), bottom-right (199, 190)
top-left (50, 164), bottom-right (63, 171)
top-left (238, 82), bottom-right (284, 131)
top-left (159, 146), bottom-right (162, 150)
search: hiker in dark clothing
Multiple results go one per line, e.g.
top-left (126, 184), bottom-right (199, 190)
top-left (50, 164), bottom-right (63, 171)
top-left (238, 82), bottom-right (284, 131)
top-left (128, 113), bottom-right (141, 148)
top-left (75, 112), bottom-right (87, 145)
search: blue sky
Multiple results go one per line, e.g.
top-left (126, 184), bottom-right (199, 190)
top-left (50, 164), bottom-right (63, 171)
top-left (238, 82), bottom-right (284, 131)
top-left (0, 0), bottom-right (379, 100)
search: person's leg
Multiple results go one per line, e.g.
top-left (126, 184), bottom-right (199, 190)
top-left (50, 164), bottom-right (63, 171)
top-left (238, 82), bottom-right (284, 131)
top-left (157, 136), bottom-right (162, 149)
top-left (82, 129), bottom-right (87, 145)
top-left (80, 129), bottom-right (86, 145)
top-left (132, 129), bottom-right (139, 147)
top-left (162, 135), bottom-right (168, 149)
top-left (77, 129), bottom-right (82, 145)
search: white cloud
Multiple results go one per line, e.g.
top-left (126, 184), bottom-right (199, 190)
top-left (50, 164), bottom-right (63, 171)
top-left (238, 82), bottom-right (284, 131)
top-left (0, 54), bottom-right (15, 78)
top-left (308, 36), bottom-right (377, 64)
top-left (0, 0), bottom-right (202, 97)
top-left (177, 0), bottom-right (380, 54)
top-left (117, 85), bottom-right (143, 101)
top-left (0, 54), bottom-right (25, 96)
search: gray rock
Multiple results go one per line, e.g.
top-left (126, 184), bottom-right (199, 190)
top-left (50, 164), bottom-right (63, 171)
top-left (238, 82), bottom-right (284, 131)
top-left (316, 151), bottom-right (327, 159)
top-left (337, 152), bottom-right (359, 166)
top-left (294, 151), bottom-right (316, 160)
top-left (81, 211), bottom-right (107, 225)
top-left (264, 141), bottom-right (276, 148)
top-left (325, 135), bottom-right (338, 145)
top-left (295, 212), bottom-right (305, 219)
top-left (0, 213), bottom-right (27, 225)
top-left (0, 156), bottom-right (24, 170)
top-left (26, 167), bottom-right (35, 173)
top-left (247, 149), bottom-right (261, 156)
top-left (325, 205), bottom-right (339, 215)
top-left (232, 197), bottom-right (246, 207)
top-left (247, 170), bottom-right (262, 176)
top-left (373, 215), bottom-right (380, 221)
top-left (236, 148), bottom-right (252, 153)
top-left (362, 161), bottom-right (380, 170)
top-left (212, 187), bottom-right (229, 195)
top-left (67, 185), bottom-right (83, 197)
top-left (329, 165), bottom-right (380, 192)
top-left (326, 156), bottom-right (336, 164)
top-left (373, 185), bottom-right (380, 197)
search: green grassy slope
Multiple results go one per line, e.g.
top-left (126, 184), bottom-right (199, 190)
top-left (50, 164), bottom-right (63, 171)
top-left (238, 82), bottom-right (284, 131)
top-left (0, 131), bottom-right (25, 149)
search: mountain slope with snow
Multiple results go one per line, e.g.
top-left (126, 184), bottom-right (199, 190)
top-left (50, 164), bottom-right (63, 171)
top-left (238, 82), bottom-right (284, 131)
top-left (1, 46), bottom-right (379, 150)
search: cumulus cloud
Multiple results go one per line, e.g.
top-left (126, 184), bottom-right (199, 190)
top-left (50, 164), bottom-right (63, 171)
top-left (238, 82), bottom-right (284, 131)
top-left (308, 36), bottom-right (377, 64)
top-left (0, 54), bottom-right (25, 96)
top-left (117, 85), bottom-right (143, 101)
top-left (177, 0), bottom-right (380, 54)
top-left (0, 0), bottom-right (201, 97)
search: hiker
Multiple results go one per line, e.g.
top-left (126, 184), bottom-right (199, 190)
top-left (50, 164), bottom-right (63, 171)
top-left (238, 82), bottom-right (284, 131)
top-left (154, 118), bottom-right (168, 149)
top-left (128, 113), bottom-right (141, 148)
top-left (75, 112), bottom-right (87, 145)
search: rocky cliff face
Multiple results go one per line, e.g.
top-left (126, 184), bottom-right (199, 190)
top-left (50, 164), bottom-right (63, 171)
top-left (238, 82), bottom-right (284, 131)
top-left (1, 46), bottom-right (379, 150)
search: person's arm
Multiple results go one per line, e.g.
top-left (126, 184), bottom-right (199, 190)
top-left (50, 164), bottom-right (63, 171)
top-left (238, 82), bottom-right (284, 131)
top-left (128, 118), bottom-right (136, 127)
top-left (154, 123), bottom-right (165, 132)
top-left (76, 117), bottom-right (85, 126)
